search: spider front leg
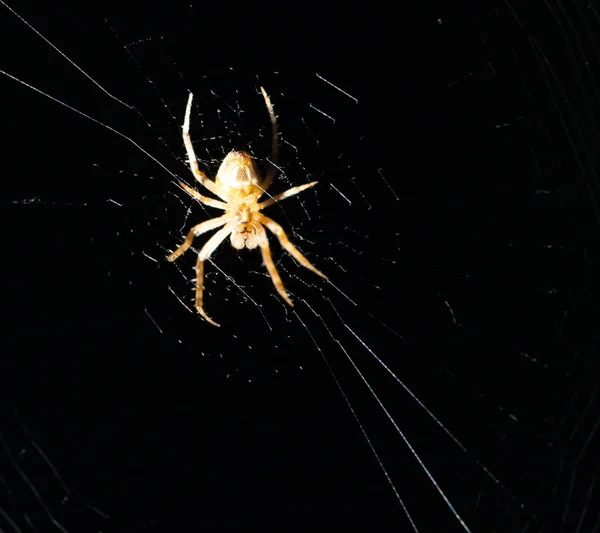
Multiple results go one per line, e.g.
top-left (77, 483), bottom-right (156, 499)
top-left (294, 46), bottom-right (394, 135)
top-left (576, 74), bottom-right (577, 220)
top-left (183, 93), bottom-right (228, 201)
top-left (258, 181), bottom-right (318, 209)
top-left (177, 181), bottom-right (227, 209)
top-left (258, 87), bottom-right (279, 192)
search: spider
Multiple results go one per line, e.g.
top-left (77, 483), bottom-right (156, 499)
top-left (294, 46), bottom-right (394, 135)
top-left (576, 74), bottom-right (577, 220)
top-left (168, 87), bottom-right (327, 327)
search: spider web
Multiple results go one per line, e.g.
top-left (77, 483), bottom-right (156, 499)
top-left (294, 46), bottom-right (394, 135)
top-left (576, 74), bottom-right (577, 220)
top-left (2, 1), bottom-right (600, 532)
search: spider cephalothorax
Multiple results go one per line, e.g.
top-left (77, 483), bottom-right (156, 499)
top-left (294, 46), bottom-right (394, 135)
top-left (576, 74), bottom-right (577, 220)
top-left (168, 88), bottom-right (327, 327)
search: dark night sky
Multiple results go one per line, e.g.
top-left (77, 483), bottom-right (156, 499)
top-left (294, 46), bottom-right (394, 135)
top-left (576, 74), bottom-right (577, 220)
top-left (1, 1), bottom-right (600, 532)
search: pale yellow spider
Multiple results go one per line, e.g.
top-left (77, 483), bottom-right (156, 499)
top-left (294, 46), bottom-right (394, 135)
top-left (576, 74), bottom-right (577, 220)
top-left (168, 87), bottom-right (328, 327)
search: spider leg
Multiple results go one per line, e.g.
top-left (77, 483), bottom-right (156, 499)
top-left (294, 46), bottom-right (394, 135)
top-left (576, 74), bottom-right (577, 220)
top-left (167, 215), bottom-right (230, 262)
top-left (257, 214), bottom-right (328, 280)
top-left (255, 222), bottom-right (294, 307)
top-left (194, 222), bottom-right (237, 327)
top-left (258, 181), bottom-right (318, 209)
top-left (183, 93), bottom-right (228, 201)
top-left (258, 87), bottom-right (278, 193)
top-left (177, 181), bottom-right (227, 209)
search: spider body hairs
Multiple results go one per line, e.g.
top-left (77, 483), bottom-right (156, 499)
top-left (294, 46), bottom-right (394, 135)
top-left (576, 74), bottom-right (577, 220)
top-left (168, 87), bottom-right (327, 327)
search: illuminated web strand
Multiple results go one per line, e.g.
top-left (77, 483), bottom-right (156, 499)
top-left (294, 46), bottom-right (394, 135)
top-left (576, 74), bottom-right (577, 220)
top-left (341, 322), bottom-right (472, 531)
top-left (0, 68), bottom-right (178, 181)
top-left (336, 296), bottom-right (509, 475)
top-left (0, 431), bottom-right (70, 533)
top-left (208, 260), bottom-right (273, 331)
top-left (346, 321), bottom-right (471, 453)
top-left (1, 2), bottom-right (181, 167)
top-left (0, 506), bottom-right (22, 532)
top-left (1, 411), bottom-right (110, 530)
top-left (321, 300), bottom-right (473, 531)
top-left (295, 304), bottom-right (419, 532)
top-left (0, 0), bottom-right (133, 109)
top-left (315, 73), bottom-right (358, 103)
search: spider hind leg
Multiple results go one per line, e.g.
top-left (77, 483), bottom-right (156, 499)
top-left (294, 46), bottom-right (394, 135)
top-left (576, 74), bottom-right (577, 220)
top-left (255, 223), bottom-right (294, 307)
top-left (192, 221), bottom-right (237, 327)
top-left (258, 214), bottom-right (327, 280)
top-left (194, 258), bottom-right (220, 327)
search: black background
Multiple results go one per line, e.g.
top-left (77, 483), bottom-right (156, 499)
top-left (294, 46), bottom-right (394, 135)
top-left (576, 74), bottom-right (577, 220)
top-left (1, 1), bottom-right (600, 532)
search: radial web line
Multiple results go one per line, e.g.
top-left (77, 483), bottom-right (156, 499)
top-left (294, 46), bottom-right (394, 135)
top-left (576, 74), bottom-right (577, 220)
top-left (0, 68), bottom-right (178, 181)
top-left (324, 299), bottom-right (473, 532)
top-left (0, 0), bottom-right (133, 108)
top-left (296, 303), bottom-right (419, 531)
